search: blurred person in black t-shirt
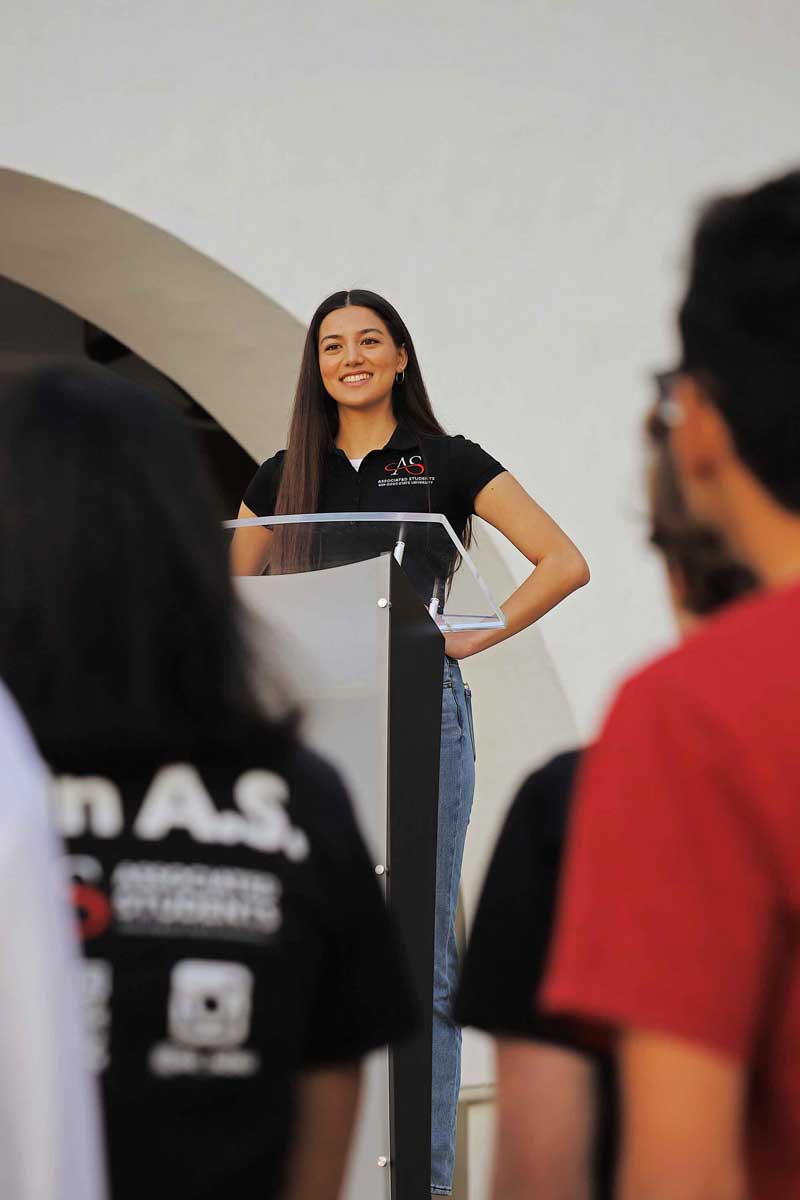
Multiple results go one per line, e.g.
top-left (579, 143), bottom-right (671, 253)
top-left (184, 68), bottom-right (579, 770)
top-left (454, 404), bottom-right (756, 1200)
top-left (0, 365), bottom-right (415, 1200)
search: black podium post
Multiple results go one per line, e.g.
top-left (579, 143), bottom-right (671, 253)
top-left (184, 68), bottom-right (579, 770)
top-left (386, 559), bottom-right (443, 1199)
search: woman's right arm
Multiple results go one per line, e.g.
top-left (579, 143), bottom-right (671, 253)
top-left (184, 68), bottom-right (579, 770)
top-left (230, 502), bottom-right (273, 576)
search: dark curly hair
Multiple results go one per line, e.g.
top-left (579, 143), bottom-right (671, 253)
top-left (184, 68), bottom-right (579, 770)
top-left (679, 169), bottom-right (800, 512)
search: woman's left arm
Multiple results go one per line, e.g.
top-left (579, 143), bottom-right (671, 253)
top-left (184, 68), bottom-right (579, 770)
top-left (445, 472), bottom-right (590, 660)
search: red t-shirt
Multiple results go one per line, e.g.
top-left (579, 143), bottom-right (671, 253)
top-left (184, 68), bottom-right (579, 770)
top-left (543, 580), bottom-right (800, 1199)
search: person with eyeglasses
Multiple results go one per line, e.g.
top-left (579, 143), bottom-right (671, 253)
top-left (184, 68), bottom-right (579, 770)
top-left (544, 169), bottom-right (800, 1200)
top-left (454, 404), bottom-right (754, 1200)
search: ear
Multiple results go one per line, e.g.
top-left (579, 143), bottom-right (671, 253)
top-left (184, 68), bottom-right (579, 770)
top-left (396, 344), bottom-right (409, 373)
top-left (670, 375), bottom-right (736, 485)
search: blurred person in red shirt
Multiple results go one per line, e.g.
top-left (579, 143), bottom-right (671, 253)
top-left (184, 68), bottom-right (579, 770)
top-left (544, 169), bottom-right (800, 1200)
top-left (454, 409), bottom-right (754, 1200)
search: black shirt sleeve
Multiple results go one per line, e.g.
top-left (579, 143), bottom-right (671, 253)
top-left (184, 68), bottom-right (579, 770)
top-left (454, 750), bottom-right (581, 1043)
top-left (455, 748), bottom-right (618, 1200)
top-left (243, 452), bottom-right (285, 517)
top-left (450, 436), bottom-right (506, 508)
top-left (285, 750), bottom-right (417, 1067)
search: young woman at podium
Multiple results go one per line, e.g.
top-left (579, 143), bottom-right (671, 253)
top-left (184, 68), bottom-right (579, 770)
top-left (232, 289), bottom-right (589, 1197)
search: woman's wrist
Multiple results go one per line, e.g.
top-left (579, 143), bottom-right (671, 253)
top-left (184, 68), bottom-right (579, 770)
top-left (444, 628), bottom-right (493, 660)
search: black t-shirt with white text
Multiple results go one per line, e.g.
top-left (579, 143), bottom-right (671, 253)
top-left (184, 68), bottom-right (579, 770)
top-left (51, 733), bottom-right (415, 1200)
top-left (455, 751), bottom-right (617, 1198)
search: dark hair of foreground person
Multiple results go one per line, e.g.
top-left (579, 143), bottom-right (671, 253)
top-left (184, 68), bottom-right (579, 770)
top-left (0, 364), bottom-right (291, 761)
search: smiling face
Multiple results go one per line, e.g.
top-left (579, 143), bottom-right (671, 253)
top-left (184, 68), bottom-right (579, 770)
top-left (318, 306), bottom-right (408, 413)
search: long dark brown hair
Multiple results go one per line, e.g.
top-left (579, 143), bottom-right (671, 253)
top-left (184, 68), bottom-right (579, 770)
top-left (271, 289), bottom-right (452, 574)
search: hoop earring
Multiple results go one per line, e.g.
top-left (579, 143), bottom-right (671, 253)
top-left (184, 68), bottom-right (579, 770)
top-left (395, 370), bottom-right (406, 384)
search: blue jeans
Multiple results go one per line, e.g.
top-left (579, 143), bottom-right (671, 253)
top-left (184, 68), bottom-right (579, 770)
top-left (431, 656), bottom-right (476, 1195)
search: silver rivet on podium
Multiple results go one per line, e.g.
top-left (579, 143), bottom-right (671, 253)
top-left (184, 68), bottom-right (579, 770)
top-left (377, 1156), bottom-right (388, 1168)
top-left (374, 864), bottom-right (386, 876)
top-left (377, 597), bottom-right (389, 608)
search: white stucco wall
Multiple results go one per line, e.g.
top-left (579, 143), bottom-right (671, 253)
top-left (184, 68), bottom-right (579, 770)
top-left (4, 0), bottom-right (800, 735)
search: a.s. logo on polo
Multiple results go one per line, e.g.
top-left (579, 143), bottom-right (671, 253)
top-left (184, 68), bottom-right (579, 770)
top-left (384, 455), bottom-right (425, 476)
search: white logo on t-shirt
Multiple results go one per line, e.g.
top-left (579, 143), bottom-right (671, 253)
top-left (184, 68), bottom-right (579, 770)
top-left (150, 959), bottom-right (259, 1078)
top-left (52, 766), bottom-right (310, 860)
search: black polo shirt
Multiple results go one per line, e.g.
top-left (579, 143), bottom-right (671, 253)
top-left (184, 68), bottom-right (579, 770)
top-left (245, 425), bottom-right (504, 539)
top-left (244, 425), bottom-right (505, 600)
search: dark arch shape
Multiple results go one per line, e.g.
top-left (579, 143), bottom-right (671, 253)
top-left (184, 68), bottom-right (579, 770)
top-left (0, 167), bottom-right (305, 462)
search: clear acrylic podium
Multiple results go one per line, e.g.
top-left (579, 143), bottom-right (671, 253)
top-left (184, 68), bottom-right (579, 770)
top-left (225, 513), bottom-right (505, 1200)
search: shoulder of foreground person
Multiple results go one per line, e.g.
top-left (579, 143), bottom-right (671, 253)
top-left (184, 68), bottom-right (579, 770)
top-left (516, 750), bottom-right (582, 842)
top-left (271, 740), bottom-right (359, 821)
top-left (58, 728), bottom-right (371, 871)
top-left (0, 683), bottom-right (52, 833)
top-left (607, 579), bottom-right (800, 731)
top-left (637, 579), bottom-right (794, 672)
top-left (0, 682), bottom-right (44, 772)
top-left (455, 749), bottom-right (583, 1041)
top-left (226, 731), bottom-right (371, 860)
top-left (481, 748), bottom-right (581, 861)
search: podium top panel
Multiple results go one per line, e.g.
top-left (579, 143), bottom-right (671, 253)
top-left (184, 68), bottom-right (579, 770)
top-left (225, 511), bottom-right (506, 633)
